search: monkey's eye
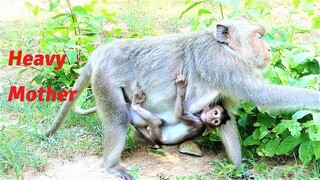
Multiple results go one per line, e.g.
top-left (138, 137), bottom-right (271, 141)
top-left (214, 111), bottom-right (218, 115)
top-left (256, 33), bottom-right (263, 39)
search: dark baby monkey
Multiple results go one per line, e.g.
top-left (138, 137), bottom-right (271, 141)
top-left (131, 74), bottom-right (229, 144)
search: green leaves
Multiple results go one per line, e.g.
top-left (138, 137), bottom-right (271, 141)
top-left (312, 15), bottom-right (320, 29)
top-left (276, 135), bottom-right (307, 155)
top-left (248, 110), bottom-right (319, 164)
top-left (243, 135), bottom-right (259, 146)
top-left (265, 138), bottom-right (280, 156)
top-left (257, 113), bottom-right (276, 128)
top-left (273, 122), bottom-right (287, 135)
top-left (308, 125), bottom-right (320, 141)
top-left (198, 9), bottom-right (212, 16)
top-left (293, 0), bottom-right (301, 7)
top-left (313, 112), bottom-right (320, 128)
top-left (312, 141), bottom-right (320, 160)
top-left (299, 140), bottom-right (313, 164)
top-left (292, 110), bottom-right (313, 121)
top-left (73, 6), bottom-right (88, 17)
top-left (180, 1), bottom-right (205, 18)
top-left (29, 0), bottom-right (119, 90)
top-left (301, 0), bottom-right (315, 16)
top-left (287, 120), bottom-right (302, 137)
top-left (49, 0), bottom-right (60, 11)
top-left (293, 52), bottom-right (315, 66)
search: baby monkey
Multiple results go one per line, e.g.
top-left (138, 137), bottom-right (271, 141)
top-left (131, 74), bottom-right (229, 145)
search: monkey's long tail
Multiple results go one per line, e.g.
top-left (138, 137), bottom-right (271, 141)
top-left (44, 63), bottom-right (92, 137)
top-left (74, 107), bottom-right (97, 116)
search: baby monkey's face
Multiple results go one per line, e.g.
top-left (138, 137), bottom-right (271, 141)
top-left (200, 105), bottom-right (225, 128)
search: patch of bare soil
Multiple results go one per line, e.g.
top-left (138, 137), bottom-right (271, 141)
top-left (23, 146), bottom-right (220, 180)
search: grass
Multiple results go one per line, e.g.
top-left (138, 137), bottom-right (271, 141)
top-left (0, 82), bottom-right (104, 178)
top-left (113, 0), bottom-right (195, 37)
top-left (0, 0), bottom-right (319, 179)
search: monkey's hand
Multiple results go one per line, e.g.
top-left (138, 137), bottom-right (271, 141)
top-left (133, 88), bottom-right (146, 105)
top-left (175, 74), bottom-right (187, 96)
top-left (176, 74), bottom-right (187, 87)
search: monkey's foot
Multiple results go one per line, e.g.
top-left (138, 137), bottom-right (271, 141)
top-left (107, 164), bottom-right (134, 180)
top-left (146, 126), bottom-right (158, 141)
top-left (179, 141), bottom-right (203, 157)
top-left (150, 144), bottom-right (161, 149)
top-left (133, 88), bottom-right (146, 104)
top-left (133, 129), bottom-right (157, 147)
top-left (175, 74), bottom-right (187, 87)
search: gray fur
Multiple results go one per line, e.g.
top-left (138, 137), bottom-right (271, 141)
top-left (45, 17), bottom-right (320, 179)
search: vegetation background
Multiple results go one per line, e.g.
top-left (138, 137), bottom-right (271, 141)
top-left (0, 0), bottom-right (319, 179)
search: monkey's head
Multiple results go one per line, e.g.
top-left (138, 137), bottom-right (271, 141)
top-left (215, 17), bottom-right (272, 69)
top-left (200, 105), bottom-right (229, 130)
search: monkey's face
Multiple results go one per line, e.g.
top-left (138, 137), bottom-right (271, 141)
top-left (232, 25), bottom-right (272, 68)
top-left (200, 105), bottom-right (224, 128)
top-left (246, 28), bottom-right (272, 68)
top-left (216, 17), bottom-right (272, 69)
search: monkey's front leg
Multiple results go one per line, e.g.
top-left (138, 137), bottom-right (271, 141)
top-left (174, 74), bottom-right (203, 127)
top-left (131, 88), bottom-right (163, 142)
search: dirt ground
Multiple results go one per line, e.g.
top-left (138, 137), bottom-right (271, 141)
top-left (23, 146), bottom-right (220, 180)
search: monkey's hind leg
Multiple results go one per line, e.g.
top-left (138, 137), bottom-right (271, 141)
top-left (92, 77), bottom-right (133, 180)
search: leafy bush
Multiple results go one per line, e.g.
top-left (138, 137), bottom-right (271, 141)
top-left (181, 0), bottom-right (320, 165)
top-left (26, 0), bottom-right (120, 90)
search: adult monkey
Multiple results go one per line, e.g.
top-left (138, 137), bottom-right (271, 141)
top-left (44, 17), bottom-right (320, 179)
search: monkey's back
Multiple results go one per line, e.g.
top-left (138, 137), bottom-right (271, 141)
top-left (90, 32), bottom-right (219, 123)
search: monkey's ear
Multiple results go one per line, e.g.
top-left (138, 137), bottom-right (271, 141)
top-left (216, 24), bottom-right (229, 44)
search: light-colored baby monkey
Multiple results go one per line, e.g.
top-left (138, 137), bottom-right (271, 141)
top-left (131, 74), bottom-right (229, 144)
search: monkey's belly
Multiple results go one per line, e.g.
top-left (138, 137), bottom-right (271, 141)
top-left (152, 111), bottom-right (178, 124)
top-left (161, 123), bottom-right (192, 144)
top-left (129, 108), bottom-right (179, 126)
